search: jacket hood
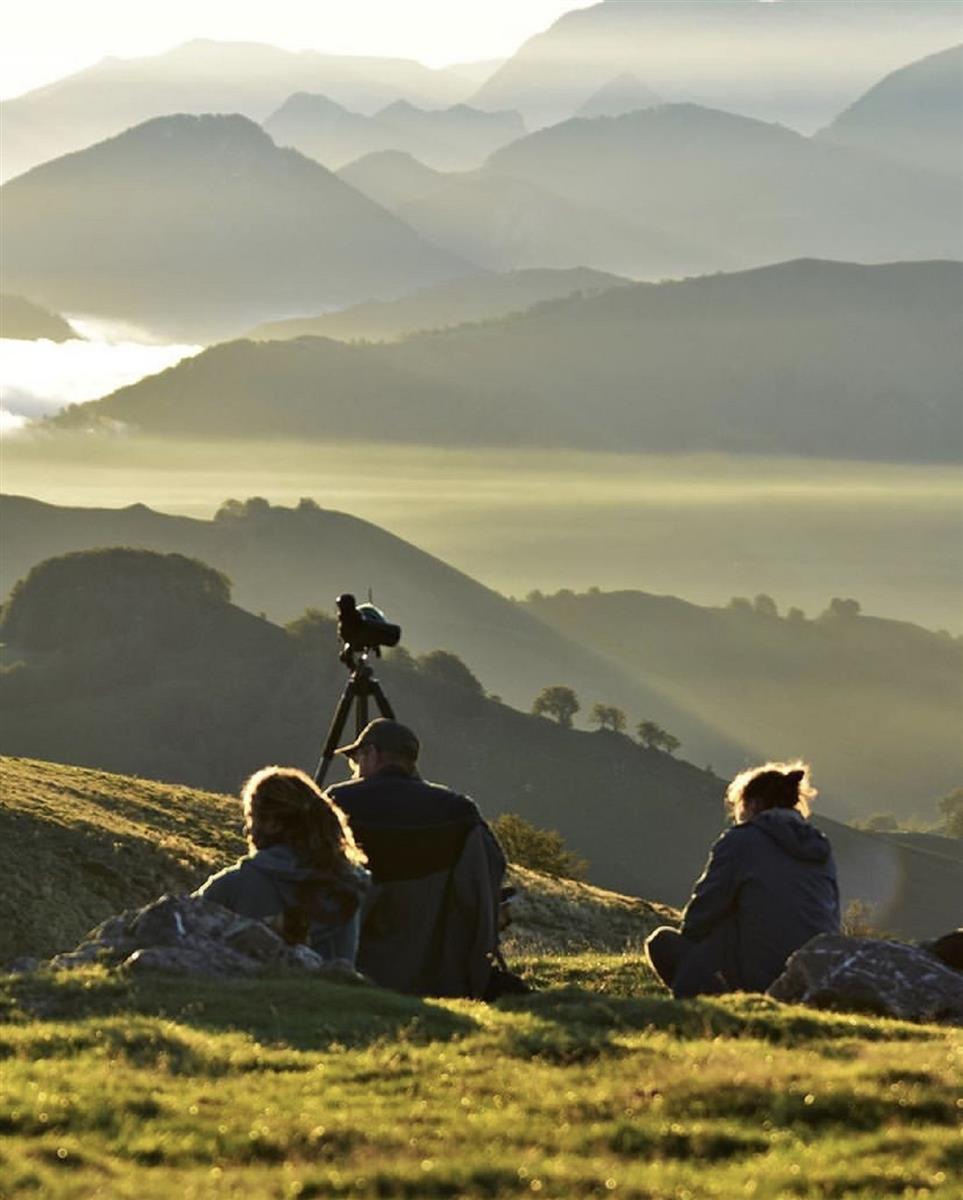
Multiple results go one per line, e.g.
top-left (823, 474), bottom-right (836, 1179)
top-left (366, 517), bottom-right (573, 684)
top-left (750, 808), bottom-right (833, 863)
top-left (247, 845), bottom-right (370, 914)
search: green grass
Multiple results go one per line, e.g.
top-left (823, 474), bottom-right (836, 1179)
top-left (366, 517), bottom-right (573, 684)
top-left (1, 955), bottom-right (960, 1199)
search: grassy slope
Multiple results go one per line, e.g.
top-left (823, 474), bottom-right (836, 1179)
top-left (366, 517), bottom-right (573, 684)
top-left (0, 756), bottom-right (673, 963)
top-left (1, 756), bottom-right (960, 1198)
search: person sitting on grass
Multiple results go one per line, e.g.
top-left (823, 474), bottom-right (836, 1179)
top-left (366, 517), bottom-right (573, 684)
top-left (645, 761), bottom-right (840, 998)
top-left (195, 766), bottom-right (370, 964)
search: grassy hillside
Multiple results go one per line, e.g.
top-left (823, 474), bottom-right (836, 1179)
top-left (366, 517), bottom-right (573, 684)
top-left (53, 259), bottom-right (963, 463)
top-left (1, 755), bottom-right (960, 1198)
top-left (0, 755), bottom-right (672, 963)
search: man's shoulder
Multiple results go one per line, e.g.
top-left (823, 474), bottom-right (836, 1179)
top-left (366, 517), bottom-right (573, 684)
top-left (329, 772), bottom-right (481, 826)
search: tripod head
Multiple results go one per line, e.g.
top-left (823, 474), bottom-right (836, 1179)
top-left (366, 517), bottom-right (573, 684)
top-left (315, 595), bottom-right (400, 786)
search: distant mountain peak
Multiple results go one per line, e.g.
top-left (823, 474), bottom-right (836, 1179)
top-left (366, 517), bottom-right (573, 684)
top-left (576, 72), bottom-right (661, 118)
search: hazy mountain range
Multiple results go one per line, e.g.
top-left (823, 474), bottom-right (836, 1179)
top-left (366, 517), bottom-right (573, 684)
top-left (0, 114), bottom-right (467, 340)
top-left (2, 494), bottom-right (960, 821)
top-left (1, 538), bottom-right (959, 936)
top-left (471, 0), bottom-right (963, 132)
top-left (54, 259), bottom-right (963, 464)
top-left (0, 294), bottom-right (78, 341)
top-left (264, 94), bottom-right (525, 171)
top-left (245, 268), bottom-right (628, 343)
top-left (817, 44), bottom-right (963, 178)
top-left (0, 39), bottom-right (491, 182)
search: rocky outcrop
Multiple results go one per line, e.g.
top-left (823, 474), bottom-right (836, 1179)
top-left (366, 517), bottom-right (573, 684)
top-left (768, 933), bottom-right (963, 1025)
top-left (20, 894), bottom-right (366, 982)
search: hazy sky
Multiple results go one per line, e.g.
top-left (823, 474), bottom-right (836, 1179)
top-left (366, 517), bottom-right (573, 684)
top-left (2, 0), bottom-right (587, 99)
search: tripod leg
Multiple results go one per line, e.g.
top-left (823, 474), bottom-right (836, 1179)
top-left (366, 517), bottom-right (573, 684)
top-left (314, 677), bottom-right (358, 786)
top-left (368, 677), bottom-right (396, 720)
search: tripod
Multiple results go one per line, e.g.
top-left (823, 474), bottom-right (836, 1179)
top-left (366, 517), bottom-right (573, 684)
top-left (313, 645), bottom-right (396, 786)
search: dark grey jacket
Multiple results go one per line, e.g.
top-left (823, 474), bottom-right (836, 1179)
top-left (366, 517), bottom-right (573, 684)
top-left (327, 767), bottom-right (506, 997)
top-left (679, 808), bottom-right (840, 993)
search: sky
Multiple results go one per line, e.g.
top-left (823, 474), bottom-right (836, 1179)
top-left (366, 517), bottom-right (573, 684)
top-left (1, 0), bottom-right (587, 99)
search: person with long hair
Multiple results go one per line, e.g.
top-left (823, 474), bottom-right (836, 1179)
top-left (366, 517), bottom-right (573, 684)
top-left (645, 761), bottom-right (840, 997)
top-left (195, 766), bottom-right (370, 963)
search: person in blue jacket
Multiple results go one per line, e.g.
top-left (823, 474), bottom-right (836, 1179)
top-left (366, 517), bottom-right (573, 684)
top-left (196, 766), bottom-right (370, 963)
top-left (645, 761), bottom-right (840, 997)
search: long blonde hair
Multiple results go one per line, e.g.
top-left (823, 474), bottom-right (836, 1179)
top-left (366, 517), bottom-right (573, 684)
top-left (725, 760), bottom-right (817, 824)
top-left (242, 766), bottom-right (367, 873)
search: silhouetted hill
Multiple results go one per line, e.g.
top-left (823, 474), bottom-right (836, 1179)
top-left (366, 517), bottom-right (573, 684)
top-left (2, 550), bottom-right (959, 938)
top-left (265, 93), bottom-right (524, 170)
top-left (520, 587), bottom-right (963, 821)
top-left (393, 167), bottom-right (705, 276)
top-left (336, 150), bottom-right (448, 208)
top-left (0, 495), bottom-right (725, 762)
top-left (0, 114), bottom-right (468, 340)
top-left (55, 259), bottom-right (963, 463)
top-left (576, 73), bottom-right (661, 118)
top-left (485, 104), bottom-right (962, 269)
top-left (0, 294), bottom-right (78, 341)
top-left (0, 39), bottom-right (479, 182)
top-left (471, 0), bottom-right (963, 132)
top-left (245, 268), bottom-right (629, 343)
top-left (817, 45), bottom-right (963, 178)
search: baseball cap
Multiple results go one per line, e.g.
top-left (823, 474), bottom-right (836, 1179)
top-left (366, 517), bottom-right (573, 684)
top-left (334, 718), bottom-right (420, 761)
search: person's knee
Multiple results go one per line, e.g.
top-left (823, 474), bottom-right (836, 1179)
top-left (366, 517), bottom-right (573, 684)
top-left (645, 925), bottom-right (687, 988)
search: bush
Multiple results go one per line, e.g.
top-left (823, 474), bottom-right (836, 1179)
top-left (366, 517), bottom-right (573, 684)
top-left (492, 813), bottom-right (588, 880)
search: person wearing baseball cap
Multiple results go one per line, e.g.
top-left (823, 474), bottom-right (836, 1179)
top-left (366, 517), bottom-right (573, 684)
top-left (325, 717), bottom-right (505, 998)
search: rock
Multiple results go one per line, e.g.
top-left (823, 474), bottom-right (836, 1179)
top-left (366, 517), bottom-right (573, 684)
top-left (768, 933), bottom-right (963, 1025)
top-left (38, 893), bottom-right (371, 982)
top-left (6, 957), bottom-right (39, 974)
top-left (928, 929), bottom-right (963, 971)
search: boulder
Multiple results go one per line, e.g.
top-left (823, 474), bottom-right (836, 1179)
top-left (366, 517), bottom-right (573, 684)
top-left (41, 894), bottom-right (367, 982)
top-left (768, 933), bottom-right (963, 1025)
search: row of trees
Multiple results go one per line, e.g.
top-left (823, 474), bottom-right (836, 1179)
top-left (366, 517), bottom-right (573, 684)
top-left (530, 685), bottom-right (680, 754)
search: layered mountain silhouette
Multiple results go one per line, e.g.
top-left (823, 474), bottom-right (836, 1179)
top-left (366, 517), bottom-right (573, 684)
top-left (0, 114), bottom-right (468, 340)
top-left (0, 494), bottom-right (735, 775)
top-left (484, 104), bottom-right (962, 269)
top-left (470, 0), bottom-right (963, 132)
top-left (245, 268), bottom-right (628, 343)
top-left (337, 150), bottom-right (448, 209)
top-left (265, 93), bottom-right (524, 170)
top-left (0, 40), bottom-right (485, 182)
top-left (0, 294), bottom-right (78, 341)
top-left (2, 540), bottom-right (959, 936)
top-left (392, 166), bottom-right (706, 277)
top-left (522, 588), bottom-right (963, 821)
top-left (576, 73), bottom-right (661, 118)
top-left (54, 259), bottom-right (963, 464)
top-left (817, 45), bottom-right (963, 178)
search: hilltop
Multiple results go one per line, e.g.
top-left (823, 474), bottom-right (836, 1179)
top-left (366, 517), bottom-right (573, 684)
top-left (0, 39), bottom-right (479, 182)
top-left (264, 93), bottom-right (524, 171)
top-left (53, 259), bottom-right (963, 463)
top-left (2, 545), bottom-right (961, 937)
top-left (521, 586), bottom-right (963, 820)
top-left (0, 294), bottom-right (78, 341)
top-left (0, 114), bottom-right (467, 340)
top-left (245, 267), bottom-right (628, 343)
top-left (470, 0), bottom-right (963, 131)
top-left (817, 44), bottom-right (963, 177)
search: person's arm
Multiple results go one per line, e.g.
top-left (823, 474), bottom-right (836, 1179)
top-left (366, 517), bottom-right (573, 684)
top-left (680, 829), bottom-right (743, 941)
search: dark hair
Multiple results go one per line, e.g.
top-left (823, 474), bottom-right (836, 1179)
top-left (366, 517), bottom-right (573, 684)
top-left (241, 766), bottom-right (367, 873)
top-left (725, 761), bottom-right (816, 822)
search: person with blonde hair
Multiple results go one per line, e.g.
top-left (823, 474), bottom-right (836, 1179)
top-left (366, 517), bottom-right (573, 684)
top-left (195, 766), bottom-right (370, 963)
top-left (645, 761), bottom-right (839, 997)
